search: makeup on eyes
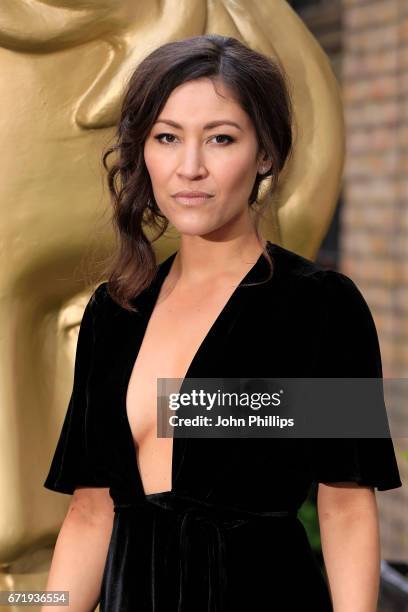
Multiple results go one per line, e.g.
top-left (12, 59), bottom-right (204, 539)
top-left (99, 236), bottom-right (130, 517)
top-left (153, 133), bottom-right (235, 145)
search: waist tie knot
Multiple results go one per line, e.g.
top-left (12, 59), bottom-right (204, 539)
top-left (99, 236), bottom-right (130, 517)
top-left (114, 492), bottom-right (297, 612)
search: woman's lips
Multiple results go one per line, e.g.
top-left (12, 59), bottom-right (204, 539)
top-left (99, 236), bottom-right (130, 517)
top-left (172, 194), bottom-right (214, 205)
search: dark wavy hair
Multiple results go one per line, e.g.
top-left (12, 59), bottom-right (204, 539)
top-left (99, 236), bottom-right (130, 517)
top-left (99, 34), bottom-right (294, 312)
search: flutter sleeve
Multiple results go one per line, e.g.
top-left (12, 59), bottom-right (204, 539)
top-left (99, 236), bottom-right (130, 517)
top-left (309, 269), bottom-right (402, 491)
top-left (43, 284), bottom-right (110, 495)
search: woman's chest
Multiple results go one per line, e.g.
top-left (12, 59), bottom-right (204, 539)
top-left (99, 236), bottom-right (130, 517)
top-left (125, 282), bottom-right (263, 441)
top-left (86, 293), bottom-right (322, 468)
top-left (91, 282), bottom-right (324, 409)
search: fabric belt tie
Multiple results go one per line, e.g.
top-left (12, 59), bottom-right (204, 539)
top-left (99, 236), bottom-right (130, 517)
top-left (114, 492), bottom-right (298, 612)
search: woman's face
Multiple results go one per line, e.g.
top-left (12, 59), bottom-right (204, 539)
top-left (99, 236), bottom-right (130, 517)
top-left (144, 77), bottom-right (270, 238)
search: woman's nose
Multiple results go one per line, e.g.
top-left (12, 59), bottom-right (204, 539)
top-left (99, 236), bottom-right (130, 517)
top-left (177, 147), bottom-right (207, 179)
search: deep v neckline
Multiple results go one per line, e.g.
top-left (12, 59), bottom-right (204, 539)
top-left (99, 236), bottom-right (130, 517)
top-left (122, 241), bottom-right (275, 499)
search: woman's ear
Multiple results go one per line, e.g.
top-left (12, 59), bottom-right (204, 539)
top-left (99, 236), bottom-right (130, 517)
top-left (256, 150), bottom-right (272, 174)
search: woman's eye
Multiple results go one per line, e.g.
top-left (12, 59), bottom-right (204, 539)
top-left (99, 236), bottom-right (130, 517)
top-left (153, 133), bottom-right (234, 145)
top-left (212, 134), bottom-right (234, 144)
top-left (154, 133), bottom-right (177, 144)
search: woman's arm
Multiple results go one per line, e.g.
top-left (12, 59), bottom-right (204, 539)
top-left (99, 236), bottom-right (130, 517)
top-left (41, 487), bottom-right (114, 612)
top-left (317, 481), bottom-right (381, 612)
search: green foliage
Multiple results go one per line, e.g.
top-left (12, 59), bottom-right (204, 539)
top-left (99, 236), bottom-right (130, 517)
top-left (298, 483), bottom-right (321, 551)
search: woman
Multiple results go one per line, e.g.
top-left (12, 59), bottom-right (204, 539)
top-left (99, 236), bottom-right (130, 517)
top-left (43, 35), bottom-right (402, 611)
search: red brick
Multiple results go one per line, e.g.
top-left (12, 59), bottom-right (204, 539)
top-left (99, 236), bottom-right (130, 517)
top-left (396, 179), bottom-right (408, 201)
top-left (343, 100), bottom-right (399, 126)
top-left (398, 19), bottom-right (408, 43)
top-left (344, 1), bottom-right (398, 31)
top-left (341, 229), bottom-right (396, 258)
top-left (394, 286), bottom-right (408, 313)
top-left (343, 47), bottom-right (398, 79)
top-left (396, 125), bottom-right (408, 148)
top-left (344, 153), bottom-right (398, 178)
top-left (339, 254), bottom-right (397, 284)
top-left (397, 153), bottom-right (408, 174)
top-left (347, 125), bottom-right (397, 154)
top-left (343, 75), bottom-right (398, 104)
top-left (341, 202), bottom-right (396, 231)
top-left (345, 179), bottom-right (398, 204)
top-left (344, 24), bottom-right (397, 53)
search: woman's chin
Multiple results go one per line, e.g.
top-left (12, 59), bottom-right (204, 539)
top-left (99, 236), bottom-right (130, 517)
top-left (170, 222), bottom-right (222, 237)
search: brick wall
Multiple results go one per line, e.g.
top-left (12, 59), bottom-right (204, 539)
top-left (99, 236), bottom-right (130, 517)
top-left (341, 0), bottom-right (407, 561)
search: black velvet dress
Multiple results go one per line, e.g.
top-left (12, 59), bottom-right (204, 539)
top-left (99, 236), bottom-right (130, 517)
top-left (43, 240), bottom-right (402, 611)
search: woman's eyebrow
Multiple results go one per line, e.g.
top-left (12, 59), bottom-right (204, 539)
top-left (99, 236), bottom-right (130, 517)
top-left (154, 118), bottom-right (243, 131)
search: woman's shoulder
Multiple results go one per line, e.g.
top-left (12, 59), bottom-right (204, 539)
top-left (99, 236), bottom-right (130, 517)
top-left (83, 281), bottom-right (118, 326)
top-left (89, 281), bottom-right (111, 310)
top-left (269, 242), bottom-right (370, 313)
top-left (85, 277), bottom-right (154, 322)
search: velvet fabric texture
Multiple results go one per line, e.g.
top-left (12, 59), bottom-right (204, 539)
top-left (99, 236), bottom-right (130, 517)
top-left (44, 240), bottom-right (402, 611)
